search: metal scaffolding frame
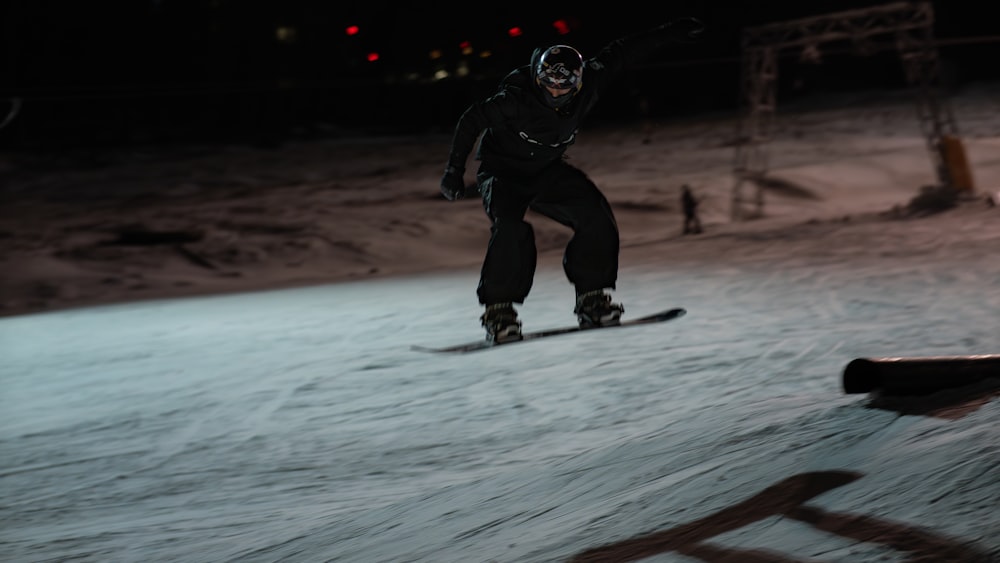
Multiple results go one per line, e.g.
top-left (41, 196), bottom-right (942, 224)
top-left (731, 1), bottom-right (962, 220)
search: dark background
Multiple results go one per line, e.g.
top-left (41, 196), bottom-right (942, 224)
top-left (2, 1), bottom-right (998, 150)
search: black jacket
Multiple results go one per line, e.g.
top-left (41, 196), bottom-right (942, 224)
top-left (446, 21), bottom-right (698, 177)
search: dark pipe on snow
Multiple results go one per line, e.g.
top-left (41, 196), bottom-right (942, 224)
top-left (842, 354), bottom-right (1000, 395)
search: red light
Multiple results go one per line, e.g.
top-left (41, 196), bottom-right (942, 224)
top-left (507, 27), bottom-right (523, 38)
top-left (345, 25), bottom-right (359, 36)
top-left (553, 19), bottom-right (570, 35)
top-left (366, 52), bottom-right (379, 62)
top-left (459, 40), bottom-right (471, 49)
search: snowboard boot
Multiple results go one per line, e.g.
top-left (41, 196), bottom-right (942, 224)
top-left (574, 289), bottom-right (624, 328)
top-left (481, 302), bottom-right (523, 344)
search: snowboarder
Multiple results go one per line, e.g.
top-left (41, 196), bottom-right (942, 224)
top-left (439, 17), bottom-right (706, 344)
top-left (681, 184), bottom-right (703, 235)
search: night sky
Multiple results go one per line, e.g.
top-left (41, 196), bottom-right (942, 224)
top-left (2, 1), bottom-right (997, 149)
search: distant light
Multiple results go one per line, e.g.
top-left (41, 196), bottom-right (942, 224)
top-left (434, 69), bottom-right (449, 80)
top-left (479, 50), bottom-right (492, 59)
top-left (507, 27), bottom-right (523, 38)
top-left (345, 25), bottom-right (359, 36)
top-left (429, 49), bottom-right (443, 60)
top-left (276, 26), bottom-right (297, 43)
top-left (553, 19), bottom-right (570, 35)
top-left (460, 41), bottom-right (473, 55)
top-left (367, 52), bottom-right (379, 62)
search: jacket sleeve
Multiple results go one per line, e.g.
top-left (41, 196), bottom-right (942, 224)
top-left (591, 17), bottom-right (705, 75)
top-left (445, 88), bottom-right (517, 171)
top-left (445, 105), bottom-right (484, 171)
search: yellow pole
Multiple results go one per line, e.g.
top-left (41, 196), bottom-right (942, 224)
top-left (940, 135), bottom-right (975, 191)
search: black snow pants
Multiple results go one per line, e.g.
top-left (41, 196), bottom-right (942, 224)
top-left (475, 159), bottom-right (619, 306)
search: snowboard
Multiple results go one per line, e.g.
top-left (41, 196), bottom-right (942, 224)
top-left (411, 307), bottom-right (686, 354)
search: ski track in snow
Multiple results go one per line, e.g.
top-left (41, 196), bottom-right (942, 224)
top-left (3, 214), bottom-right (1000, 562)
top-left (2, 84), bottom-right (1000, 562)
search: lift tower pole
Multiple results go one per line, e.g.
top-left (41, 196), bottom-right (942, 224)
top-left (731, 1), bottom-right (970, 221)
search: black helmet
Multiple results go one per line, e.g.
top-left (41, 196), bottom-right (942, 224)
top-left (534, 45), bottom-right (583, 108)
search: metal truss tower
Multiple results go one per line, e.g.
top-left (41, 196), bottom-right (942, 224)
top-left (731, 1), bottom-right (970, 220)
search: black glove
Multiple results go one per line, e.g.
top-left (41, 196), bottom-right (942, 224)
top-left (664, 17), bottom-right (706, 43)
top-left (440, 165), bottom-right (466, 201)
